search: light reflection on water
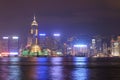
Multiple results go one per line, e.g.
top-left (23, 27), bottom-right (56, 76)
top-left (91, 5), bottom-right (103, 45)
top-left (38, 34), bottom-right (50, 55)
top-left (0, 65), bottom-right (9, 80)
top-left (0, 57), bottom-right (21, 80)
top-left (73, 57), bottom-right (88, 66)
top-left (8, 65), bottom-right (21, 80)
top-left (35, 58), bottom-right (49, 80)
top-left (8, 57), bottom-right (21, 80)
top-left (72, 57), bottom-right (88, 80)
top-left (0, 57), bottom-right (120, 80)
top-left (50, 57), bottom-right (63, 80)
top-left (72, 68), bottom-right (88, 80)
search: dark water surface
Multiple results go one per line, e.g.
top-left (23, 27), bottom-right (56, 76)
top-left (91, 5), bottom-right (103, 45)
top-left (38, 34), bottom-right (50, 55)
top-left (0, 57), bottom-right (120, 80)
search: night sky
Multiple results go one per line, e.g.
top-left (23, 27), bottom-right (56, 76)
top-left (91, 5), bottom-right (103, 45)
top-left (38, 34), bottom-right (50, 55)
top-left (0, 0), bottom-right (120, 37)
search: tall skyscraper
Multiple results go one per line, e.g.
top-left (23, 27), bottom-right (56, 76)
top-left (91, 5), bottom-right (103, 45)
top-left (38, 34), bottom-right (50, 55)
top-left (27, 16), bottom-right (39, 46)
top-left (27, 16), bottom-right (41, 54)
top-left (30, 16), bottom-right (39, 45)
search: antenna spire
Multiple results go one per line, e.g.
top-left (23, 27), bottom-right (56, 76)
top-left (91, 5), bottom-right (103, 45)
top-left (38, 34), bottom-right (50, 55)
top-left (31, 14), bottom-right (38, 26)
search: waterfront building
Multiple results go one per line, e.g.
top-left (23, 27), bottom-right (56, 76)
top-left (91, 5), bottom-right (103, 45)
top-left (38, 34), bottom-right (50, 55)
top-left (111, 36), bottom-right (120, 56)
top-left (89, 38), bottom-right (96, 55)
top-left (9, 36), bottom-right (19, 52)
top-left (44, 36), bottom-right (54, 50)
top-left (39, 33), bottom-right (46, 48)
top-left (89, 35), bottom-right (110, 55)
top-left (0, 36), bottom-right (19, 56)
top-left (23, 16), bottom-right (42, 56)
top-left (52, 33), bottom-right (61, 50)
top-left (0, 37), bottom-right (9, 52)
top-left (22, 16), bottom-right (64, 56)
top-left (72, 44), bottom-right (88, 56)
top-left (27, 15), bottom-right (39, 46)
top-left (92, 36), bottom-right (103, 53)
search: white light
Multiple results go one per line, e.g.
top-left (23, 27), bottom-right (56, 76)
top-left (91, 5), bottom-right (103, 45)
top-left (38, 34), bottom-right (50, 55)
top-left (53, 34), bottom-right (60, 36)
top-left (39, 33), bottom-right (46, 36)
top-left (9, 52), bottom-right (18, 55)
top-left (73, 44), bottom-right (87, 48)
top-left (3, 37), bottom-right (9, 39)
top-left (114, 42), bottom-right (119, 46)
top-left (92, 39), bottom-right (95, 43)
top-left (12, 36), bottom-right (19, 39)
top-left (56, 52), bottom-right (62, 55)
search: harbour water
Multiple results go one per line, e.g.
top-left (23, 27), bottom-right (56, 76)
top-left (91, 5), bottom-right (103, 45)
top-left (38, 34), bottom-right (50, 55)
top-left (0, 57), bottom-right (120, 80)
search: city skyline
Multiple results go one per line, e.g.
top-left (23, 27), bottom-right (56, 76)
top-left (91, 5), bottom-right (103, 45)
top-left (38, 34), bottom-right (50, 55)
top-left (1, 1), bottom-right (120, 80)
top-left (0, 0), bottom-right (120, 36)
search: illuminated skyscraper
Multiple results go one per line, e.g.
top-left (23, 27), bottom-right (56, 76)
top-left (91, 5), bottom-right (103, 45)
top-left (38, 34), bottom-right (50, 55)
top-left (111, 36), bottom-right (120, 56)
top-left (27, 16), bottom-right (39, 46)
top-left (53, 33), bottom-right (61, 50)
top-left (39, 33), bottom-right (46, 48)
top-left (31, 15), bottom-right (39, 45)
top-left (27, 16), bottom-right (41, 54)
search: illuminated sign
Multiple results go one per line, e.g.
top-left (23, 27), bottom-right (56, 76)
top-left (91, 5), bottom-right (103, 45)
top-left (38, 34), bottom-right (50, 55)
top-left (73, 44), bottom-right (87, 48)
top-left (53, 33), bottom-right (60, 36)
top-left (3, 37), bottom-right (9, 39)
top-left (39, 33), bottom-right (46, 36)
top-left (12, 36), bottom-right (19, 39)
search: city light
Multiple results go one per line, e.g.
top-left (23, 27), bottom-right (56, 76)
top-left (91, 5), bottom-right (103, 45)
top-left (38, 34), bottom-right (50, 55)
top-left (3, 37), bottom-right (9, 39)
top-left (1, 52), bottom-right (9, 56)
top-left (92, 39), bottom-right (95, 43)
top-left (12, 36), bottom-right (19, 39)
top-left (9, 52), bottom-right (18, 56)
top-left (53, 33), bottom-right (60, 36)
top-left (73, 44), bottom-right (87, 48)
top-left (39, 33), bottom-right (46, 36)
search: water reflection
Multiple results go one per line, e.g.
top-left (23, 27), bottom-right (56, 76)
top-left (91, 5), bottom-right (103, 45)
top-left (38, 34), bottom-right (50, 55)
top-left (50, 66), bottom-right (63, 80)
top-left (0, 58), bottom-right (9, 80)
top-left (0, 57), bottom-right (21, 80)
top-left (73, 57), bottom-right (88, 66)
top-left (35, 58), bottom-right (49, 80)
top-left (8, 57), bottom-right (21, 80)
top-left (72, 57), bottom-right (89, 80)
top-left (51, 57), bottom-right (63, 65)
top-left (50, 57), bottom-right (63, 80)
top-left (8, 65), bottom-right (21, 80)
top-left (72, 68), bottom-right (88, 80)
top-left (20, 57), bottom-right (37, 80)
top-left (1, 57), bottom-right (120, 80)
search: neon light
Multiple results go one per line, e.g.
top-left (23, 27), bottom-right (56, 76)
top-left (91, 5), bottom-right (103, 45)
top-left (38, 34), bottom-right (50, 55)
top-left (9, 52), bottom-right (18, 55)
top-left (3, 37), bottom-right (9, 39)
top-left (1, 52), bottom-right (9, 56)
top-left (1, 52), bottom-right (9, 54)
top-left (53, 33), bottom-right (60, 36)
top-left (73, 44), bottom-right (87, 48)
top-left (12, 36), bottom-right (19, 39)
top-left (39, 33), bottom-right (46, 36)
